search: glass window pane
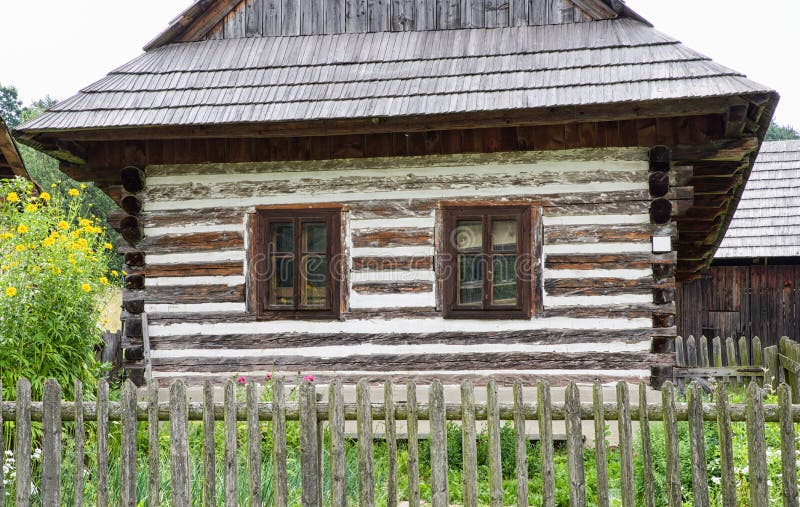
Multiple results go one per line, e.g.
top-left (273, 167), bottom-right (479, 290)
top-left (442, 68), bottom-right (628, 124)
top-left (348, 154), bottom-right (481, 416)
top-left (271, 222), bottom-right (294, 253)
top-left (454, 220), bottom-right (482, 252)
top-left (492, 255), bottom-right (518, 305)
top-left (458, 254), bottom-right (483, 306)
top-left (303, 222), bottom-right (327, 253)
top-left (301, 255), bottom-right (327, 307)
top-left (492, 220), bottom-right (517, 252)
top-left (269, 256), bottom-right (294, 307)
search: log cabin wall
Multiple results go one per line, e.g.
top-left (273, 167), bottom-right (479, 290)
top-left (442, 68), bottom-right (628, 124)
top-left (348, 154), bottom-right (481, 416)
top-left (123, 146), bottom-right (677, 386)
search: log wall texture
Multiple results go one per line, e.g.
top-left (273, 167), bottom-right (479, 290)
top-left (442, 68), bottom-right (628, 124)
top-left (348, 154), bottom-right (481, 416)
top-left (124, 147), bottom-right (677, 385)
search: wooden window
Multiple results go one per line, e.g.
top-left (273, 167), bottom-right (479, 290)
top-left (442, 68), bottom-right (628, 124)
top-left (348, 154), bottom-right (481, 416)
top-left (251, 207), bottom-right (343, 320)
top-left (441, 206), bottom-right (535, 319)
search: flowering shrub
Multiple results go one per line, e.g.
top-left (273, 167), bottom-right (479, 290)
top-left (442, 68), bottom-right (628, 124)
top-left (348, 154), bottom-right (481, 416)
top-left (0, 178), bottom-right (119, 400)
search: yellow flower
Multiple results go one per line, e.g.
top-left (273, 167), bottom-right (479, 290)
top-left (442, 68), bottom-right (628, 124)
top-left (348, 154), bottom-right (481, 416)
top-left (24, 204), bottom-right (36, 213)
top-left (15, 244), bottom-right (25, 252)
top-left (111, 270), bottom-right (118, 277)
top-left (80, 184), bottom-right (87, 189)
top-left (104, 242), bottom-right (113, 250)
top-left (41, 237), bottom-right (55, 247)
top-left (68, 188), bottom-right (80, 197)
top-left (81, 283), bottom-right (91, 293)
top-left (39, 192), bottom-right (51, 202)
top-left (77, 238), bottom-right (88, 247)
top-left (16, 225), bottom-right (28, 234)
top-left (0, 233), bottom-right (12, 240)
top-left (5, 287), bottom-right (17, 297)
top-left (99, 276), bottom-right (109, 286)
top-left (6, 192), bottom-right (18, 203)
top-left (122, 270), bottom-right (127, 276)
top-left (79, 218), bottom-right (92, 227)
top-left (58, 221), bottom-right (69, 230)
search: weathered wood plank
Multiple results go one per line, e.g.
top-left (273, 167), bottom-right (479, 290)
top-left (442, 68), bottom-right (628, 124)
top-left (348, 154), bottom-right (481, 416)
top-left (639, 383), bottom-right (655, 507)
top-left (134, 284), bottom-right (245, 304)
top-left (688, 382), bottom-right (709, 507)
top-left (202, 382), bottom-right (215, 507)
top-left (716, 383), bottom-right (736, 507)
top-left (247, 382), bottom-right (262, 506)
top-left (544, 276), bottom-right (654, 296)
top-left (170, 380), bottom-right (190, 506)
top-left (565, 382), bottom-right (586, 506)
top-left (593, 382), bottom-right (609, 507)
top-left (352, 256), bottom-right (433, 270)
top-left (352, 227), bottom-right (432, 248)
top-left (149, 380), bottom-right (161, 507)
top-left (300, 381), bottom-right (320, 507)
top-left (121, 380), bottom-right (137, 506)
top-left (329, 379), bottom-right (346, 507)
top-left (513, 381), bottom-right (528, 507)
top-left (486, 380), bottom-right (502, 507)
top-left (15, 378), bottom-right (31, 507)
top-left (662, 382), bottom-right (681, 507)
top-left (74, 380), bottom-right (86, 507)
top-left (42, 379), bottom-right (62, 506)
top-left (345, 0), bottom-right (367, 31)
top-left (617, 382), bottom-right (635, 507)
top-left (142, 261), bottom-right (243, 278)
top-left (461, 380), bottom-right (478, 507)
top-left (272, 377), bottom-right (288, 507)
top-left (407, 381), bottom-right (420, 507)
top-left (224, 379), bottom-right (238, 506)
top-left (544, 224), bottom-right (657, 244)
top-left (96, 380), bottom-right (109, 507)
top-left (545, 252), bottom-right (675, 270)
top-left (778, 384), bottom-right (798, 507)
top-left (357, 379), bottom-right (375, 507)
top-left (430, 380), bottom-right (449, 507)
top-left (351, 280), bottom-right (434, 294)
top-left (746, 382), bottom-right (768, 507)
top-left (385, 381), bottom-right (398, 507)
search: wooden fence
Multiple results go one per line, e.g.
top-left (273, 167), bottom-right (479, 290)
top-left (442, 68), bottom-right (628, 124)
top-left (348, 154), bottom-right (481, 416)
top-left (1, 376), bottom-right (799, 507)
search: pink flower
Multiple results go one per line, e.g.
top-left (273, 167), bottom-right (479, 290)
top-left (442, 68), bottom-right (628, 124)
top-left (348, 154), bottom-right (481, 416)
top-left (236, 376), bottom-right (246, 385)
top-left (265, 373), bottom-right (272, 381)
top-left (303, 375), bottom-right (315, 382)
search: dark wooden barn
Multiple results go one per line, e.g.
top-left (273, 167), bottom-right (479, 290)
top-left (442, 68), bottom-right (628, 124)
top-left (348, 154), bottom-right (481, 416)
top-left (678, 140), bottom-right (800, 348)
top-left (15, 0), bottom-right (778, 387)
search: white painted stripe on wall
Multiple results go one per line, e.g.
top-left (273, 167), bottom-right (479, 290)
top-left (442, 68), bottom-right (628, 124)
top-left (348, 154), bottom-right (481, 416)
top-left (145, 303), bottom-right (247, 314)
top-left (351, 246), bottom-right (435, 258)
top-left (542, 214), bottom-right (650, 226)
top-left (350, 270), bottom-right (436, 283)
top-left (150, 341), bottom-right (652, 360)
top-left (543, 294), bottom-right (653, 307)
top-left (148, 316), bottom-right (652, 336)
top-left (145, 182), bottom-right (646, 211)
top-left (151, 369), bottom-right (652, 380)
top-left (543, 269), bottom-right (652, 280)
top-left (147, 250), bottom-right (245, 265)
top-left (543, 243), bottom-right (651, 254)
top-left (146, 276), bottom-right (245, 287)
top-left (350, 217), bottom-right (435, 230)
top-left (348, 292), bottom-right (437, 309)
top-left (144, 223), bottom-right (244, 236)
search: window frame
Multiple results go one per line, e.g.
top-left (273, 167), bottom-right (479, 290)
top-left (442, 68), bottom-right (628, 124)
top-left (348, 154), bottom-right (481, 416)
top-left (440, 205), bottom-right (534, 319)
top-left (251, 206), bottom-right (344, 320)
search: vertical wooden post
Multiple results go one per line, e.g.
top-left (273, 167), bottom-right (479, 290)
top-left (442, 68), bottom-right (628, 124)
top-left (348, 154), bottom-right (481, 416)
top-left (746, 382), bottom-right (768, 507)
top-left (384, 381), bottom-right (398, 507)
top-left (121, 380), bottom-right (138, 507)
top-left (15, 378), bottom-right (31, 507)
top-left (592, 382), bottom-right (609, 507)
top-left (688, 382), bottom-right (709, 507)
top-left (727, 337), bottom-right (739, 383)
top-left (739, 336), bottom-right (751, 367)
top-left (715, 383), bottom-right (736, 507)
top-left (662, 382), bottom-right (681, 507)
top-left (300, 381), bottom-right (320, 507)
top-left (565, 382), bottom-right (586, 507)
top-left (202, 382), bottom-right (216, 507)
top-left (170, 380), bottom-right (190, 506)
top-left (763, 345), bottom-right (779, 389)
top-left (487, 381), bottom-right (502, 507)
top-left (329, 380), bottom-right (346, 507)
top-left (74, 380), bottom-right (85, 507)
top-left (537, 382), bottom-right (555, 507)
top-left (272, 377), bottom-right (287, 507)
top-left (699, 335), bottom-right (710, 367)
top-left (617, 382), bottom-right (635, 507)
top-left (406, 381), bottom-right (420, 507)
top-left (42, 379), bottom-right (62, 506)
top-left (513, 381), bottom-right (528, 507)
top-left (687, 335), bottom-right (697, 367)
top-left (96, 379), bottom-right (109, 507)
top-left (247, 382), bottom-right (262, 506)
top-left (148, 380), bottom-right (161, 507)
top-left (675, 336), bottom-right (686, 366)
top-left (224, 379), bottom-right (238, 507)
top-left (461, 380), bottom-right (478, 507)
top-left (430, 380), bottom-right (449, 507)
top-left (713, 336), bottom-right (723, 368)
top-left (778, 384), bottom-right (798, 507)
top-left (638, 383), bottom-right (655, 507)
top-left (357, 379), bottom-right (375, 507)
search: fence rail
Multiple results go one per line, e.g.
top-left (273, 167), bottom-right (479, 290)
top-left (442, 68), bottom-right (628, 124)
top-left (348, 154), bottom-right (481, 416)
top-left (2, 376), bottom-right (799, 507)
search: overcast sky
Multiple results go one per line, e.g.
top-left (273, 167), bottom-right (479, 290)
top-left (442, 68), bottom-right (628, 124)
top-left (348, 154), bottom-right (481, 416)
top-left (1, 0), bottom-right (798, 127)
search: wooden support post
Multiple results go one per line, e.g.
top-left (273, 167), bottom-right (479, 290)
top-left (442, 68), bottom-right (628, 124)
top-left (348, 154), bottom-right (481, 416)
top-left (538, 382), bottom-right (555, 507)
top-left (357, 379), bottom-right (375, 507)
top-left (121, 380), bottom-right (137, 507)
top-left (300, 381), bottom-right (320, 507)
top-left (778, 384), bottom-right (798, 507)
top-left (662, 382), bottom-right (681, 507)
top-left (461, 380), bottom-right (478, 507)
top-left (15, 378), bottom-right (31, 507)
top-left (406, 381), bottom-right (420, 507)
top-left (385, 381), bottom-right (398, 507)
top-left (42, 379), bottom-right (62, 506)
top-left (513, 381), bottom-right (527, 507)
top-left (74, 380), bottom-right (85, 507)
top-left (247, 382), bottom-right (262, 507)
top-left (272, 378), bottom-right (287, 507)
top-left (593, 382), bottom-right (609, 507)
top-left (170, 380), bottom-right (190, 507)
top-left (565, 382), bottom-right (585, 506)
top-left (716, 383), bottom-right (736, 507)
top-left (617, 382), bottom-right (635, 507)
top-left (746, 382), bottom-right (768, 507)
top-left (639, 383), bottom-right (655, 507)
top-left (688, 382), bottom-right (709, 507)
top-left (224, 380), bottom-right (238, 507)
top-left (430, 380), bottom-right (449, 507)
top-left (97, 380), bottom-right (109, 507)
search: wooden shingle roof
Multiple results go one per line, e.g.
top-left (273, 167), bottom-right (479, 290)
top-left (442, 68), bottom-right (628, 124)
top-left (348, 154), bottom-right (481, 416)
top-left (717, 140), bottom-right (800, 259)
top-left (0, 118), bottom-right (31, 181)
top-left (19, 17), bottom-right (772, 133)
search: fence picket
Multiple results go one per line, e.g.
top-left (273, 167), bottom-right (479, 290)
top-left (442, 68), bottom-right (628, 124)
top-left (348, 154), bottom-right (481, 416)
top-left (538, 382), bottom-right (556, 507)
top-left (224, 379), bottom-right (238, 507)
top-left (746, 382), bottom-right (768, 507)
top-left (740, 336), bottom-right (751, 366)
top-left (778, 384), bottom-right (798, 507)
top-left (715, 383), bottom-right (736, 507)
top-left (406, 381), bottom-right (420, 507)
top-left (15, 378), bottom-right (31, 507)
top-left (148, 380), bottom-right (160, 507)
top-left (688, 382), bottom-right (709, 507)
top-left (700, 335), bottom-right (710, 367)
top-left (430, 380), bottom-right (449, 507)
top-left (764, 345), bottom-right (779, 388)
top-left (592, 382), bottom-right (609, 507)
top-left (675, 335), bottom-right (686, 366)
top-left (687, 335), bottom-right (697, 367)
top-left (202, 382), bottom-right (215, 507)
top-left (461, 380), bottom-right (478, 507)
top-left (247, 382), bottom-right (262, 507)
top-left (73, 380), bottom-right (85, 507)
top-left (121, 380), bottom-right (138, 507)
top-left (487, 380), bottom-right (503, 507)
top-left (329, 379), bottom-right (346, 507)
top-left (617, 382), bottom-right (635, 507)
top-left (170, 380), bottom-right (190, 506)
top-left (565, 382), bottom-right (586, 506)
top-left (42, 379), bottom-right (62, 506)
top-left (638, 383), bottom-right (655, 507)
top-left (513, 381), bottom-right (528, 507)
top-left (96, 379), bottom-right (109, 507)
top-left (300, 381), bottom-right (320, 507)
top-left (713, 336), bottom-right (723, 367)
top-left (662, 381), bottom-right (681, 507)
top-left (357, 379), bottom-right (375, 507)
top-left (385, 381), bottom-right (398, 507)
top-left (727, 337), bottom-right (739, 384)
top-left (272, 377), bottom-right (287, 507)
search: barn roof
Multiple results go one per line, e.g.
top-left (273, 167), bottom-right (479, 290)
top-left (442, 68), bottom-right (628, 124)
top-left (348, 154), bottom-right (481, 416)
top-left (0, 118), bottom-right (32, 181)
top-left (17, 16), bottom-right (772, 133)
top-left (716, 140), bottom-right (800, 259)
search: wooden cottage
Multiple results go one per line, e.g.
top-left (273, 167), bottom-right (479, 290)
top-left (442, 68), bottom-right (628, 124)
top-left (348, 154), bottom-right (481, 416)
top-left (15, 0), bottom-right (778, 387)
top-left (678, 140), bottom-right (800, 347)
top-left (0, 117), bottom-right (32, 182)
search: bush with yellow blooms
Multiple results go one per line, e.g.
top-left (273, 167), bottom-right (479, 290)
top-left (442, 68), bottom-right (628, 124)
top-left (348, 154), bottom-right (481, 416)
top-left (0, 178), bottom-right (120, 400)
